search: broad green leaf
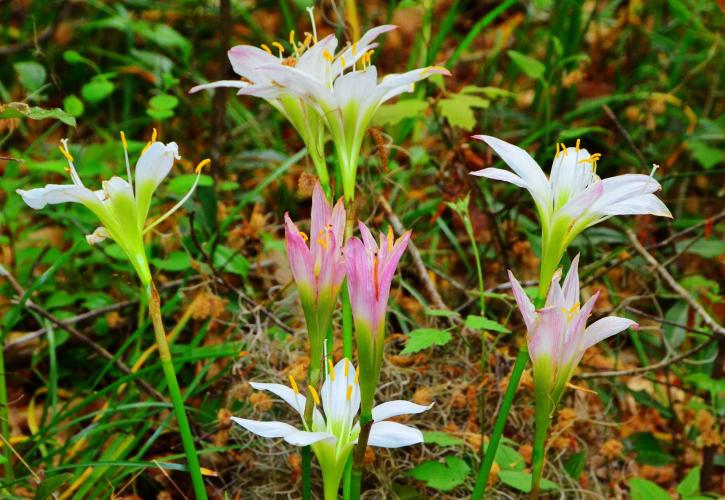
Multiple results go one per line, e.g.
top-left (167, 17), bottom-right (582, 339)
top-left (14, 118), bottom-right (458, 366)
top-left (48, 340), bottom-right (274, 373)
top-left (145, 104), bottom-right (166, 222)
top-left (63, 95), bottom-right (85, 117)
top-left (677, 467), bottom-right (700, 497)
top-left (401, 328), bottom-right (452, 355)
top-left (213, 245), bottom-right (249, 277)
top-left (627, 433), bottom-right (674, 466)
top-left (498, 470), bottom-right (559, 492)
top-left (507, 50), bottom-right (546, 79)
top-left (14, 61), bottom-right (47, 92)
top-left (465, 315), bottom-right (511, 333)
top-left (688, 141), bottom-right (724, 170)
top-left (495, 444), bottom-right (525, 471)
top-left (407, 456), bottom-right (470, 491)
top-left (373, 99), bottom-right (430, 127)
top-left (152, 251), bottom-right (190, 272)
top-left (628, 477), bottom-right (672, 500)
top-left (684, 374), bottom-right (725, 394)
top-left (81, 78), bottom-right (115, 103)
top-left (0, 102), bottom-right (76, 127)
top-left (149, 94), bottom-right (179, 111)
top-left (147, 108), bottom-right (175, 120)
top-left (423, 431), bottom-right (465, 447)
top-left (676, 239), bottom-right (723, 259)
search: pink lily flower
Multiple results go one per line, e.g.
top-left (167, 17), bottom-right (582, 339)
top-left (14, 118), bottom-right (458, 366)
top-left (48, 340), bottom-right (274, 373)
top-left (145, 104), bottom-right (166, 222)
top-left (345, 222), bottom-right (411, 415)
top-left (284, 182), bottom-right (346, 383)
top-left (508, 254), bottom-right (638, 401)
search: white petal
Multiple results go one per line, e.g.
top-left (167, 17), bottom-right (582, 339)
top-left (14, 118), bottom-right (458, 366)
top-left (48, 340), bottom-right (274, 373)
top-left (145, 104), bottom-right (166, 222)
top-left (17, 184), bottom-right (103, 210)
top-left (589, 174), bottom-right (665, 216)
top-left (581, 316), bottom-right (637, 352)
top-left (559, 180), bottom-right (603, 219)
top-left (250, 382), bottom-right (307, 418)
top-left (599, 193), bottom-right (672, 218)
top-left (371, 400), bottom-right (433, 422)
top-left (255, 64), bottom-right (336, 113)
top-left (376, 66), bottom-right (450, 104)
top-left (470, 168), bottom-right (529, 189)
top-left (561, 254), bottom-right (580, 307)
top-left (134, 141), bottom-right (180, 224)
top-left (227, 45), bottom-right (280, 83)
top-left (472, 135), bottom-right (551, 212)
top-left (189, 80), bottom-right (250, 93)
top-left (231, 417), bottom-right (299, 438)
top-left (549, 146), bottom-right (596, 208)
top-left (367, 421), bottom-right (424, 448)
top-left (283, 430), bottom-right (336, 446)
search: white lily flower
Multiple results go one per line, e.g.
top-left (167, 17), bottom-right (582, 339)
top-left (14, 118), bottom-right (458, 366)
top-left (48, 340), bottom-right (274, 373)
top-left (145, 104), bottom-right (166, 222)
top-left (471, 135), bottom-right (672, 298)
top-left (17, 131), bottom-right (209, 285)
top-left (189, 8), bottom-right (395, 190)
top-left (233, 358), bottom-right (432, 499)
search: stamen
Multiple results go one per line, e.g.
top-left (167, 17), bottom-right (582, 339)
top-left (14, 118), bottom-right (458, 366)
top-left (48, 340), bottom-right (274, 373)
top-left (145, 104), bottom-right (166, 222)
top-left (387, 225), bottom-right (394, 253)
top-left (346, 385), bottom-right (352, 401)
top-left (650, 163), bottom-right (660, 177)
top-left (289, 374), bottom-right (299, 394)
top-left (289, 30), bottom-right (295, 46)
top-left (354, 368), bottom-right (359, 384)
top-left (555, 142), bottom-right (560, 158)
top-left (317, 229), bottom-right (329, 250)
top-left (373, 255), bottom-right (380, 299)
top-left (150, 128), bottom-right (157, 142)
top-left (140, 129), bottom-right (157, 156)
top-left (120, 131), bottom-right (127, 150)
top-left (340, 55), bottom-right (346, 68)
top-left (308, 385), bottom-right (321, 405)
top-left (302, 33), bottom-right (312, 47)
top-left (306, 6), bottom-right (317, 43)
top-left (322, 49), bottom-right (334, 62)
top-left (560, 143), bottom-right (568, 156)
top-left (195, 158), bottom-right (212, 174)
top-left (351, 43), bottom-right (357, 56)
top-left (575, 138), bottom-right (581, 152)
top-left (272, 41), bottom-right (285, 57)
top-left (120, 131), bottom-right (132, 188)
top-left (299, 231), bottom-right (309, 242)
top-left (328, 359), bottom-right (335, 381)
top-left (58, 145), bottom-right (74, 163)
top-left (344, 359), bottom-right (349, 377)
top-left (261, 44), bottom-right (272, 54)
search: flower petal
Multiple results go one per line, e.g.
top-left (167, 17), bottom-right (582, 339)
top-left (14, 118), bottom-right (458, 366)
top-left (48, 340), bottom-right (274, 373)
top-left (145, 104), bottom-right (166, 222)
top-left (250, 381), bottom-right (307, 418)
top-left (559, 180), bottom-right (604, 219)
top-left (549, 146), bottom-right (596, 209)
top-left (371, 400), bottom-right (433, 422)
top-left (227, 45), bottom-right (280, 83)
top-left (507, 270), bottom-right (536, 331)
top-left (472, 135), bottom-right (551, 212)
top-left (189, 80), bottom-right (250, 93)
top-left (17, 184), bottom-right (103, 210)
top-left (231, 417), bottom-right (299, 438)
top-left (284, 213), bottom-right (314, 292)
top-left (470, 168), bottom-right (530, 189)
top-left (283, 430), bottom-right (336, 446)
top-left (561, 254), bottom-right (581, 307)
top-left (599, 193), bottom-right (672, 218)
top-left (367, 421), bottom-right (424, 448)
top-left (134, 141), bottom-right (180, 226)
top-left (581, 316), bottom-right (637, 352)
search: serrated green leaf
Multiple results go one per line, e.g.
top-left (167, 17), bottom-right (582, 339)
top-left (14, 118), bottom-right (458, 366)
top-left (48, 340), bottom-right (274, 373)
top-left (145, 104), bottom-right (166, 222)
top-left (437, 93), bottom-right (490, 130)
top-left (465, 315), bottom-right (510, 333)
top-left (423, 431), bottom-right (465, 447)
top-left (507, 50), bottom-right (545, 80)
top-left (373, 99), bottom-right (430, 127)
top-left (0, 102), bottom-right (76, 127)
top-left (408, 456), bottom-right (470, 491)
top-left (628, 477), bottom-right (672, 500)
top-left (401, 328), bottom-right (452, 355)
top-left (498, 470), bottom-right (559, 492)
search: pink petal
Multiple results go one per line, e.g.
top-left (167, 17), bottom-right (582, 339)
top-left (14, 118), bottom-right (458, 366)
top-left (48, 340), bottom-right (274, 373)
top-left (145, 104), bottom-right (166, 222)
top-left (507, 270), bottom-right (536, 331)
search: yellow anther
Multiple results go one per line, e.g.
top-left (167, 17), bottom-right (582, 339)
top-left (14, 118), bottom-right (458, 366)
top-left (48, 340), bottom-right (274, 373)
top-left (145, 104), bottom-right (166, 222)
top-left (308, 385), bottom-right (321, 405)
top-left (355, 368), bottom-right (359, 384)
top-left (317, 229), bottom-right (329, 250)
top-left (344, 359), bottom-right (349, 377)
top-left (195, 158), bottom-right (211, 174)
top-left (261, 43), bottom-right (272, 54)
top-left (351, 43), bottom-right (357, 56)
top-left (151, 127), bottom-right (157, 143)
top-left (387, 225), bottom-right (394, 253)
top-left (289, 30), bottom-right (295, 46)
top-left (120, 131), bottom-right (127, 150)
top-left (560, 143), bottom-right (568, 156)
top-left (64, 167), bottom-right (71, 173)
top-left (322, 49), bottom-right (334, 62)
top-left (272, 41), bottom-right (285, 56)
top-left (58, 145), bottom-right (74, 163)
top-left (328, 359), bottom-right (335, 381)
top-left (373, 255), bottom-right (380, 298)
top-left (555, 142), bottom-right (560, 158)
top-left (302, 33), bottom-right (312, 46)
top-left (289, 374), bottom-right (299, 394)
top-left (575, 138), bottom-right (580, 152)
top-left (299, 231), bottom-right (309, 242)
top-left (340, 56), bottom-right (346, 68)
top-left (346, 385), bottom-right (352, 401)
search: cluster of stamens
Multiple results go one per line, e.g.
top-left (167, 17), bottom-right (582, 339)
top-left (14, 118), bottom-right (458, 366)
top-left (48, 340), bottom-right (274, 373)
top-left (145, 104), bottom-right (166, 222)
top-left (554, 138), bottom-right (602, 173)
top-left (560, 301), bottom-right (580, 321)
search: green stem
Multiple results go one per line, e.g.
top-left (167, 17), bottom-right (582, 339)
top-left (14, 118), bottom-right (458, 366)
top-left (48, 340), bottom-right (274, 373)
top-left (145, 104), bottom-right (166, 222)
top-left (147, 282), bottom-right (207, 500)
top-left (462, 214), bottom-right (485, 316)
top-left (472, 346), bottom-right (528, 499)
top-left (349, 414), bottom-right (373, 500)
top-left (301, 446), bottom-right (313, 500)
top-left (342, 201), bottom-right (355, 360)
top-left (301, 363), bottom-right (322, 500)
top-left (0, 340), bottom-right (13, 487)
top-left (530, 393), bottom-right (552, 499)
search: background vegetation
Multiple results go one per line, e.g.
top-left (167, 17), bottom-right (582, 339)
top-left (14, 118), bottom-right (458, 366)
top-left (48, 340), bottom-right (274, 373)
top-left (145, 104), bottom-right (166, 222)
top-left (1, 0), bottom-right (723, 497)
